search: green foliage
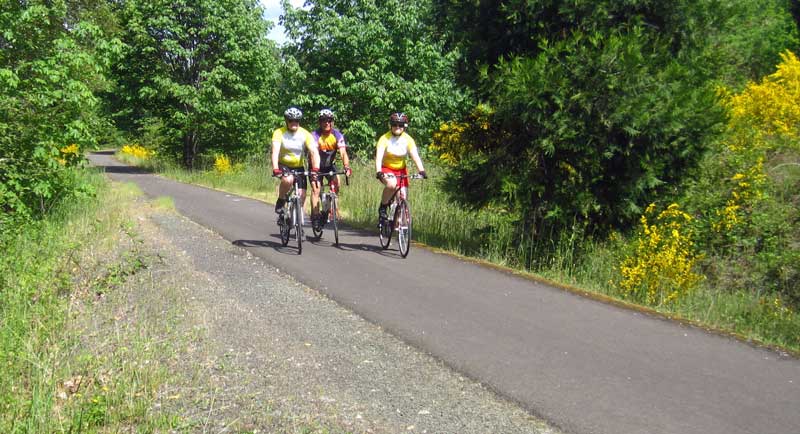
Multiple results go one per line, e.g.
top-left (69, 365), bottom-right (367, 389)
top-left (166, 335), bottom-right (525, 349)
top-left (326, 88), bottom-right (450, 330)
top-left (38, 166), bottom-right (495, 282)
top-left (435, 27), bottom-right (722, 233)
top-left (281, 0), bottom-right (471, 157)
top-left (430, 0), bottom-right (798, 238)
top-left (0, 0), bottom-right (120, 241)
top-left (683, 51), bottom-right (800, 308)
top-left (435, 0), bottom-right (798, 86)
top-left (112, 0), bottom-right (282, 167)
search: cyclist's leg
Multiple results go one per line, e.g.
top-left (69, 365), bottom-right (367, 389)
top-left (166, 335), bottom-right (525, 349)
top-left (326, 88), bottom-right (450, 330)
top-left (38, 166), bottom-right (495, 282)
top-left (310, 173), bottom-right (321, 217)
top-left (379, 175), bottom-right (396, 221)
top-left (398, 185), bottom-right (408, 201)
top-left (276, 167), bottom-right (294, 213)
top-left (330, 174), bottom-right (340, 194)
top-left (297, 171), bottom-right (309, 224)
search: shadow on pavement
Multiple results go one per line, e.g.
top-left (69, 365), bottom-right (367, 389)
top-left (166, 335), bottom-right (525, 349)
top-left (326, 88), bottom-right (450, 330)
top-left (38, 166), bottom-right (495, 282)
top-left (98, 165), bottom-right (154, 175)
top-left (89, 151), bottom-right (154, 175)
top-left (234, 238), bottom-right (306, 256)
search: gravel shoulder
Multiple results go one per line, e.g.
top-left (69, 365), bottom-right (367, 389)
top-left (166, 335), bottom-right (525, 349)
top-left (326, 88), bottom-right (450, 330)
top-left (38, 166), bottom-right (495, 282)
top-left (104, 187), bottom-right (560, 433)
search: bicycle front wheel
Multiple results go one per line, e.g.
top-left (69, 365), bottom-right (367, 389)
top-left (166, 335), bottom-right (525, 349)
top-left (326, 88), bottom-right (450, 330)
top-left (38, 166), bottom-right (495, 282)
top-left (312, 197), bottom-right (324, 240)
top-left (331, 196), bottom-right (339, 246)
top-left (293, 198), bottom-right (303, 254)
top-left (279, 202), bottom-right (290, 246)
top-left (396, 199), bottom-right (411, 258)
top-left (379, 215), bottom-right (392, 249)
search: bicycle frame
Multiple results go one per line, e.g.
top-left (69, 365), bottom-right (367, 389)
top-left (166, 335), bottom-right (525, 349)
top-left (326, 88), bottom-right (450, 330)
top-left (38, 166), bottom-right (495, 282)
top-left (275, 168), bottom-right (310, 253)
top-left (378, 173), bottom-right (423, 257)
top-left (312, 169), bottom-right (348, 245)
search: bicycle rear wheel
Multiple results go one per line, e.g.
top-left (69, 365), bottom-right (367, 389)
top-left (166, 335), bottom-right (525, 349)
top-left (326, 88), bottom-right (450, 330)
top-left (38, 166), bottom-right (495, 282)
top-left (396, 199), bottom-right (411, 257)
top-left (331, 196), bottom-right (339, 246)
top-left (293, 198), bottom-right (303, 254)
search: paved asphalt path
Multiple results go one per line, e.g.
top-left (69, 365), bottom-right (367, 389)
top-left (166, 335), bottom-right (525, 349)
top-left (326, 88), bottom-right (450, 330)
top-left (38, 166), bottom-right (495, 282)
top-left (90, 151), bottom-right (800, 434)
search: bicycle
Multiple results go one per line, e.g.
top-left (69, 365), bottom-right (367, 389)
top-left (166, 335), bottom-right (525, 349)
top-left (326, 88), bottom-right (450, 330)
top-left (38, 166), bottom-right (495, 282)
top-left (378, 173), bottom-right (423, 258)
top-left (274, 168), bottom-right (311, 254)
top-left (311, 169), bottom-right (349, 246)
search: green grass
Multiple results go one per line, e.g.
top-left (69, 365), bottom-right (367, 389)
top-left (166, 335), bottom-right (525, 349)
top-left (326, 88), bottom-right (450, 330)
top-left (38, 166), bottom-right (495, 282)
top-left (118, 152), bottom-right (800, 355)
top-left (0, 171), bottom-right (181, 432)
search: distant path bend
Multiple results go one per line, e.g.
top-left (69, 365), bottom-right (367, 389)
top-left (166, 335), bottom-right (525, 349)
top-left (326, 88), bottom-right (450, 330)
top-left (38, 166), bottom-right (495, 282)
top-left (90, 151), bottom-right (800, 434)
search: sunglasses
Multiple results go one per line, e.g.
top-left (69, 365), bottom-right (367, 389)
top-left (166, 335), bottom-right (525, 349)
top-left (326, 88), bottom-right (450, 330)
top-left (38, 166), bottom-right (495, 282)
top-left (319, 119), bottom-right (333, 123)
top-left (390, 122), bottom-right (406, 127)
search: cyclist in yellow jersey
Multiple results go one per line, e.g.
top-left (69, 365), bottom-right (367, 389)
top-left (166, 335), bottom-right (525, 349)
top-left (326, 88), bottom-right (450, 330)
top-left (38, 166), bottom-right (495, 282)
top-left (375, 112), bottom-right (427, 223)
top-left (271, 106), bottom-right (320, 219)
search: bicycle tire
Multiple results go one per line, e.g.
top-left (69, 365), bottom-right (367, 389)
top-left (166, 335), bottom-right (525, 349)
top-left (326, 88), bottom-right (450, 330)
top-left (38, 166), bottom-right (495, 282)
top-left (293, 197), bottom-right (303, 254)
top-left (397, 199), bottom-right (411, 257)
top-left (331, 196), bottom-right (339, 246)
top-left (312, 217), bottom-right (323, 240)
top-left (379, 211), bottom-right (392, 249)
top-left (312, 195), bottom-right (323, 239)
top-left (279, 201), bottom-right (290, 246)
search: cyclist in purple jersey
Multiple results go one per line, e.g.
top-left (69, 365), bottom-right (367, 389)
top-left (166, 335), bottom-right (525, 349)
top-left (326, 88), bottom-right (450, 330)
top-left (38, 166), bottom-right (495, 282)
top-left (309, 108), bottom-right (351, 231)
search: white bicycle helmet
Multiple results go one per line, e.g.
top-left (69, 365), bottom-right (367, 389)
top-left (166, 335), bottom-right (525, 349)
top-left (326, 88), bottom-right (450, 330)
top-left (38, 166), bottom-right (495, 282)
top-left (284, 106), bottom-right (303, 120)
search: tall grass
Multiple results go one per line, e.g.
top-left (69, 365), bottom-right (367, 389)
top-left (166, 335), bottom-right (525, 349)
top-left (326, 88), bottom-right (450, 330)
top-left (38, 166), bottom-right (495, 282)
top-left (0, 169), bottom-right (177, 432)
top-left (123, 153), bottom-right (800, 354)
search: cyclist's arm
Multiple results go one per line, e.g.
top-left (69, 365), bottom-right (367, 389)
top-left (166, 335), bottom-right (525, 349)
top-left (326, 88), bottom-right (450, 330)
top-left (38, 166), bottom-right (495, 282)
top-left (305, 132), bottom-right (320, 170)
top-left (271, 129), bottom-right (282, 169)
top-left (338, 146), bottom-right (350, 169)
top-left (408, 137), bottom-right (425, 173)
top-left (375, 136), bottom-right (387, 172)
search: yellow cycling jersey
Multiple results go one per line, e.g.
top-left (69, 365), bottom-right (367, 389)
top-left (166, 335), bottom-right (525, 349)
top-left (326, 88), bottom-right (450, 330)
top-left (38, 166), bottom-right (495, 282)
top-left (273, 126), bottom-right (314, 168)
top-left (376, 131), bottom-right (417, 170)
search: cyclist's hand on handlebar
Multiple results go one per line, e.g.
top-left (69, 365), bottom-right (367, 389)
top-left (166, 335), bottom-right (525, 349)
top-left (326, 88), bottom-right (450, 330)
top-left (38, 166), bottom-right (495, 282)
top-left (418, 170), bottom-right (428, 179)
top-left (376, 171), bottom-right (384, 180)
top-left (272, 168), bottom-right (282, 177)
top-left (345, 166), bottom-right (352, 177)
top-left (310, 167), bottom-right (320, 183)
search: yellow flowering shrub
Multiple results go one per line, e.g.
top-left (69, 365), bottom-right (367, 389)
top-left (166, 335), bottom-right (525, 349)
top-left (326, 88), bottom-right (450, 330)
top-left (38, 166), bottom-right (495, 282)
top-left (710, 50), bottom-right (798, 235)
top-left (58, 144), bottom-right (81, 166)
top-left (712, 158), bottom-right (767, 232)
top-left (616, 203), bottom-right (704, 305)
top-left (120, 144), bottom-right (154, 160)
top-left (213, 154), bottom-right (231, 175)
top-left (429, 104), bottom-right (496, 166)
top-left (759, 296), bottom-right (795, 321)
top-left (723, 50), bottom-right (800, 146)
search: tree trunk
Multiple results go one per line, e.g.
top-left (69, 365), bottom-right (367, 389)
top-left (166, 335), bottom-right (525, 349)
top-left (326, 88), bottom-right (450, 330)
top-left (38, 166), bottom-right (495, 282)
top-left (183, 130), bottom-right (198, 169)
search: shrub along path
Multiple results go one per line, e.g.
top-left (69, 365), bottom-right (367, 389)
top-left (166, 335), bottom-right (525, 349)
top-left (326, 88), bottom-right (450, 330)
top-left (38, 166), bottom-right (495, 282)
top-left (89, 151), bottom-right (800, 434)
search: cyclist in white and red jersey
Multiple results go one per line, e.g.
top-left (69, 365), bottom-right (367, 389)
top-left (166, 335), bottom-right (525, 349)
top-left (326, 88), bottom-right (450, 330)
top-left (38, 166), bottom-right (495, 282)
top-left (375, 112), bottom-right (427, 223)
top-left (271, 106), bottom-right (320, 220)
top-left (309, 108), bottom-right (352, 231)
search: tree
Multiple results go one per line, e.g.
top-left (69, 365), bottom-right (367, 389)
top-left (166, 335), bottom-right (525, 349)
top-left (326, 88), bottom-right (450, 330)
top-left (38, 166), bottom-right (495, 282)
top-left (0, 0), bottom-right (121, 239)
top-left (429, 0), bottom-right (798, 235)
top-left (280, 0), bottom-right (471, 156)
top-left (112, 0), bottom-right (282, 167)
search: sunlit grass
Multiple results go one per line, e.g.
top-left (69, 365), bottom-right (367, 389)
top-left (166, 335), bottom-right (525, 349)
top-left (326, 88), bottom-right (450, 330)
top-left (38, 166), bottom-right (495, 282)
top-left (0, 171), bottom-right (180, 432)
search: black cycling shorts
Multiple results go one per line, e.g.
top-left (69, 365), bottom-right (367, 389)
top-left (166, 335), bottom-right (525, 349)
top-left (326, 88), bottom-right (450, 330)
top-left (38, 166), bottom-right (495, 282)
top-left (319, 165), bottom-right (340, 185)
top-left (279, 165), bottom-right (308, 190)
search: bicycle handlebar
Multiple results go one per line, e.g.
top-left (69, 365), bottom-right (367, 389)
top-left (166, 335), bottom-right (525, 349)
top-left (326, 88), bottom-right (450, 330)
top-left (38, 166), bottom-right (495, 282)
top-left (381, 173), bottom-right (425, 180)
top-left (272, 169), bottom-right (310, 178)
top-left (273, 169), bottom-right (350, 186)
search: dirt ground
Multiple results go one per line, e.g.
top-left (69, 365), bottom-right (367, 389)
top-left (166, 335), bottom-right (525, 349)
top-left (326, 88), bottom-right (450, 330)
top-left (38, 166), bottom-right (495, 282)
top-left (82, 190), bottom-right (561, 434)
